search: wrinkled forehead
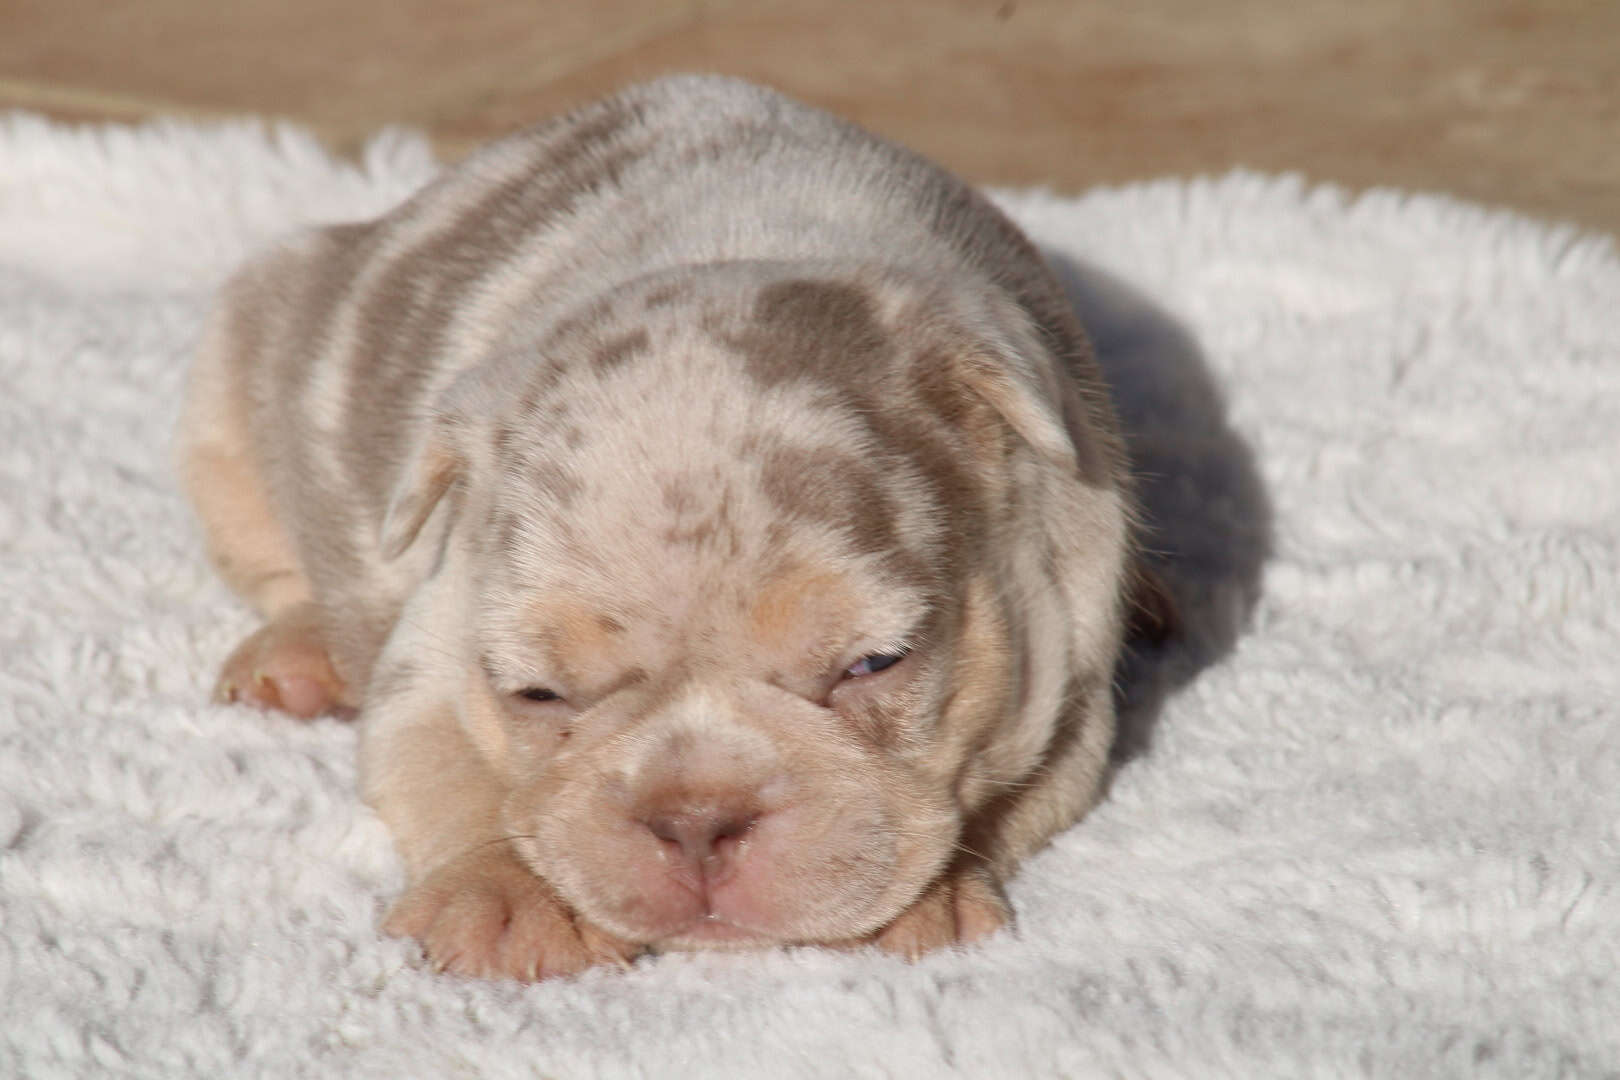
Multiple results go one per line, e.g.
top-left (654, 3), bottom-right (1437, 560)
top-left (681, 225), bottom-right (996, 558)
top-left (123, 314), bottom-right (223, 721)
top-left (476, 459), bottom-right (937, 682)
top-left (477, 409), bottom-right (936, 657)
top-left (472, 266), bottom-right (999, 637)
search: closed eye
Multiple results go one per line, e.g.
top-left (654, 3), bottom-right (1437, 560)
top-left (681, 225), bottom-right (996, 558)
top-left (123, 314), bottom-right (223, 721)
top-left (842, 650), bottom-right (908, 679)
top-left (516, 687), bottom-right (563, 703)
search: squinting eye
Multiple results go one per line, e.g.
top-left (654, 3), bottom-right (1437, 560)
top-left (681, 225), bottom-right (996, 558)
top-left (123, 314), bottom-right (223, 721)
top-left (842, 651), bottom-right (907, 679)
top-left (516, 687), bottom-right (563, 703)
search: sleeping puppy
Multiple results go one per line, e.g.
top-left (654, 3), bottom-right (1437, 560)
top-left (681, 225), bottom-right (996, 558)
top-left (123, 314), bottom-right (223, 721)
top-left (178, 75), bottom-right (1139, 978)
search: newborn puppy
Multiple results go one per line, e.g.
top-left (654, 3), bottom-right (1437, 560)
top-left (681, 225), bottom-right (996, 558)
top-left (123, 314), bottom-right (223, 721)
top-left (179, 75), bottom-right (1137, 978)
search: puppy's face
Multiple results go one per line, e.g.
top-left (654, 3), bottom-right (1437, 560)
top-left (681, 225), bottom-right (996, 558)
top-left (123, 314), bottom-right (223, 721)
top-left (396, 265), bottom-right (1111, 948)
top-left (476, 522), bottom-right (975, 948)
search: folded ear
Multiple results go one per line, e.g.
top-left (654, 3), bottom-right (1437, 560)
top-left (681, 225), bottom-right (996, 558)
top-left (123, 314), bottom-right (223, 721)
top-left (954, 347), bottom-right (1080, 471)
top-left (378, 418), bottom-right (462, 561)
top-left (948, 308), bottom-right (1135, 673)
top-left (377, 364), bottom-right (510, 561)
top-left (953, 308), bottom-right (1124, 492)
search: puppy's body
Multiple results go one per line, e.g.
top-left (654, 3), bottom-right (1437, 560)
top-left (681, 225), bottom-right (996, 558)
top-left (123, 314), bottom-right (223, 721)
top-left (181, 76), bottom-right (1134, 977)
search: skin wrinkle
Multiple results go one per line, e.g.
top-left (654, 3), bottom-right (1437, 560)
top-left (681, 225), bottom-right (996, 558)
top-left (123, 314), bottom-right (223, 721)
top-left (948, 594), bottom-right (1028, 805)
top-left (832, 652), bottom-right (943, 754)
top-left (960, 667), bottom-right (1103, 860)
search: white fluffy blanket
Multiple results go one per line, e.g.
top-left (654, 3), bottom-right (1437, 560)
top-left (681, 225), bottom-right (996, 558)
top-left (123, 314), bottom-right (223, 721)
top-left (2, 114), bottom-right (1616, 1079)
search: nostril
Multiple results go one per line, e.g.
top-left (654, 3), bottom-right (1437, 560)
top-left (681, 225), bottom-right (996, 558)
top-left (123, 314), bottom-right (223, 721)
top-left (712, 815), bottom-right (756, 843)
top-left (645, 813), bottom-right (684, 849)
top-left (640, 808), bottom-right (759, 864)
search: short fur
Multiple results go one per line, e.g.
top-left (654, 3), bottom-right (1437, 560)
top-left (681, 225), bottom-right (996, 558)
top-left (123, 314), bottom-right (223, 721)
top-left (179, 75), bottom-right (1135, 977)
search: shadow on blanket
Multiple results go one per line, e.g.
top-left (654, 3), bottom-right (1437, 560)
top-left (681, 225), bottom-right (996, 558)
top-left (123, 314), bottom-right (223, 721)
top-left (1046, 253), bottom-right (1273, 765)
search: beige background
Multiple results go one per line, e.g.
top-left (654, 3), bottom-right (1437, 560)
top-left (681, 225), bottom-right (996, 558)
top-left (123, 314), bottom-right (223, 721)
top-left (3, 0), bottom-right (1616, 237)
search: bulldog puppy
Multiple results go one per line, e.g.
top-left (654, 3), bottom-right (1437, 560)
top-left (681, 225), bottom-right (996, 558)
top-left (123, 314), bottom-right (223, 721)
top-left (179, 75), bottom-right (1137, 979)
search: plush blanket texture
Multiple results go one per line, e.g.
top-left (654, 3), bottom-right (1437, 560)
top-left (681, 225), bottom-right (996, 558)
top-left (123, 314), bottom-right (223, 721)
top-left (2, 113), bottom-right (1616, 1079)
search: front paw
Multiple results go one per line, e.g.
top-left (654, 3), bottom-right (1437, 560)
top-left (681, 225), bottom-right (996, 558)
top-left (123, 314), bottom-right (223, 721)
top-left (871, 864), bottom-right (1011, 960)
top-left (214, 606), bottom-right (353, 720)
top-left (383, 848), bottom-right (643, 980)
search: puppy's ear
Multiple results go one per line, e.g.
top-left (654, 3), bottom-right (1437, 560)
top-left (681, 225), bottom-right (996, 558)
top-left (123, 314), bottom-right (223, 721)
top-left (953, 308), bottom-right (1120, 489)
top-left (955, 347), bottom-right (1083, 473)
top-left (378, 365), bottom-right (507, 561)
top-left (951, 308), bottom-right (1133, 672)
top-left (379, 419), bottom-right (462, 560)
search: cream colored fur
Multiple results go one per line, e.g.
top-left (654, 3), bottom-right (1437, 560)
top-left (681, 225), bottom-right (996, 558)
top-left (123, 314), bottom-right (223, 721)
top-left (179, 75), bottom-right (1135, 979)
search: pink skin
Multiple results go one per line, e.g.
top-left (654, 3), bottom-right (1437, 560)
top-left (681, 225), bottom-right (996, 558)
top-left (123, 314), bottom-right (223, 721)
top-left (587, 806), bottom-right (792, 945)
top-left (214, 614), bottom-right (354, 720)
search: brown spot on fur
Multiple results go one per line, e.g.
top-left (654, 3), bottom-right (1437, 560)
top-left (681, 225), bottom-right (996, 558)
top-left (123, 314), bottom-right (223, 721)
top-left (663, 502), bottom-right (741, 555)
top-left (488, 507), bottom-right (527, 557)
top-left (593, 328), bottom-right (650, 372)
top-left (657, 474), bottom-right (742, 555)
top-left (909, 346), bottom-right (1003, 452)
top-left (663, 518), bottom-right (718, 549)
top-left (660, 476), bottom-right (698, 516)
top-left (842, 351), bottom-right (997, 576)
top-left (730, 279), bottom-right (891, 391)
top-left (723, 279), bottom-right (1003, 577)
top-left (643, 281), bottom-right (693, 310)
top-left (757, 445), bottom-right (900, 559)
top-left (597, 614), bottom-right (626, 635)
top-left (240, 229), bottom-right (379, 590)
top-left (531, 461), bottom-right (584, 507)
top-left (493, 422), bottom-right (521, 460)
top-left (519, 358), bottom-right (572, 418)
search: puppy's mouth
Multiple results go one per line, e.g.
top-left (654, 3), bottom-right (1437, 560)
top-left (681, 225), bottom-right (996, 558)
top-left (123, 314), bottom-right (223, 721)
top-left (510, 706), bottom-right (963, 948)
top-left (514, 785), bottom-right (941, 948)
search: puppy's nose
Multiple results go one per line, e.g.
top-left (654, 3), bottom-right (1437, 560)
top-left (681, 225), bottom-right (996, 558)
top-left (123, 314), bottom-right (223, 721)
top-left (642, 804), bottom-right (759, 869)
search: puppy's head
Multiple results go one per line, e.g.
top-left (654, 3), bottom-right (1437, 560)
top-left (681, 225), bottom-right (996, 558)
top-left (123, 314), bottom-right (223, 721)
top-left (382, 263), bottom-right (1129, 947)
